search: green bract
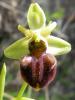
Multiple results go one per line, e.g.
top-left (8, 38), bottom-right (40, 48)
top-left (4, 3), bottom-right (71, 60)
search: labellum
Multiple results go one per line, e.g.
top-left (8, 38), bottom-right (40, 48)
top-left (20, 53), bottom-right (57, 91)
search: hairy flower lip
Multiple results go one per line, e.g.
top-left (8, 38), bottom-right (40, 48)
top-left (20, 53), bottom-right (57, 90)
top-left (43, 53), bottom-right (57, 70)
top-left (43, 64), bottom-right (56, 88)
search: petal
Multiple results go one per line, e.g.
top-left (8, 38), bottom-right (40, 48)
top-left (4, 38), bottom-right (31, 59)
top-left (18, 25), bottom-right (33, 38)
top-left (46, 36), bottom-right (71, 55)
top-left (40, 22), bottom-right (57, 37)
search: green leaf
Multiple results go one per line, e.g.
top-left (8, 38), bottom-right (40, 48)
top-left (45, 9), bottom-right (64, 22)
top-left (51, 9), bottom-right (64, 19)
top-left (0, 63), bottom-right (6, 100)
top-left (46, 36), bottom-right (71, 55)
top-left (4, 37), bottom-right (31, 59)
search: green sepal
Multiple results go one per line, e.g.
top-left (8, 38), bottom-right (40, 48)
top-left (0, 63), bottom-right (6, 100)
top-left (46, 36), bottom-right (71, 55)
top-left (4, 37), bottom-right (31, 59)
top-left (27, 3), bottom-right (46, 29)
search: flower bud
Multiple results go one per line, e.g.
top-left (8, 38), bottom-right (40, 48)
top-left (20, 53), bottom-right (57, 91)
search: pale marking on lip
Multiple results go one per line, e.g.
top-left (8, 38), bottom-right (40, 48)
top-left (21, 57), bottom-right (32, 66)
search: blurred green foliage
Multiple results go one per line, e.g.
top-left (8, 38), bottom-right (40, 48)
top-left (45, 9), bottom-right (64, 22)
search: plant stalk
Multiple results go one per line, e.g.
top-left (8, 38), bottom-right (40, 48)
top-left (45, 87), bottom-right (49, 100)
top-left (17, 82), bottom-right (27, 98)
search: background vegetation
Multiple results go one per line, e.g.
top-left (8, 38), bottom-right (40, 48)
top-left (0, 0), bottom-right (75, 100)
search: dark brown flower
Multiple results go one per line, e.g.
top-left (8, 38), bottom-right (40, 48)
top-left (20, 53), bottom-right (57, 91)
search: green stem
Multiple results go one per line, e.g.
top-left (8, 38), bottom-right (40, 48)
top-left (27, 86), bottom-right (32, 98)
top-left (45, 87), bottom-right (49, 100)
top-left (17, 82), bottom-right (27, 98)
top-left (0, 63), bottom-right (6, 100)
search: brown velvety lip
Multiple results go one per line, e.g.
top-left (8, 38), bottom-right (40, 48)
top-left (20, 53), bottom-right (57, 90)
